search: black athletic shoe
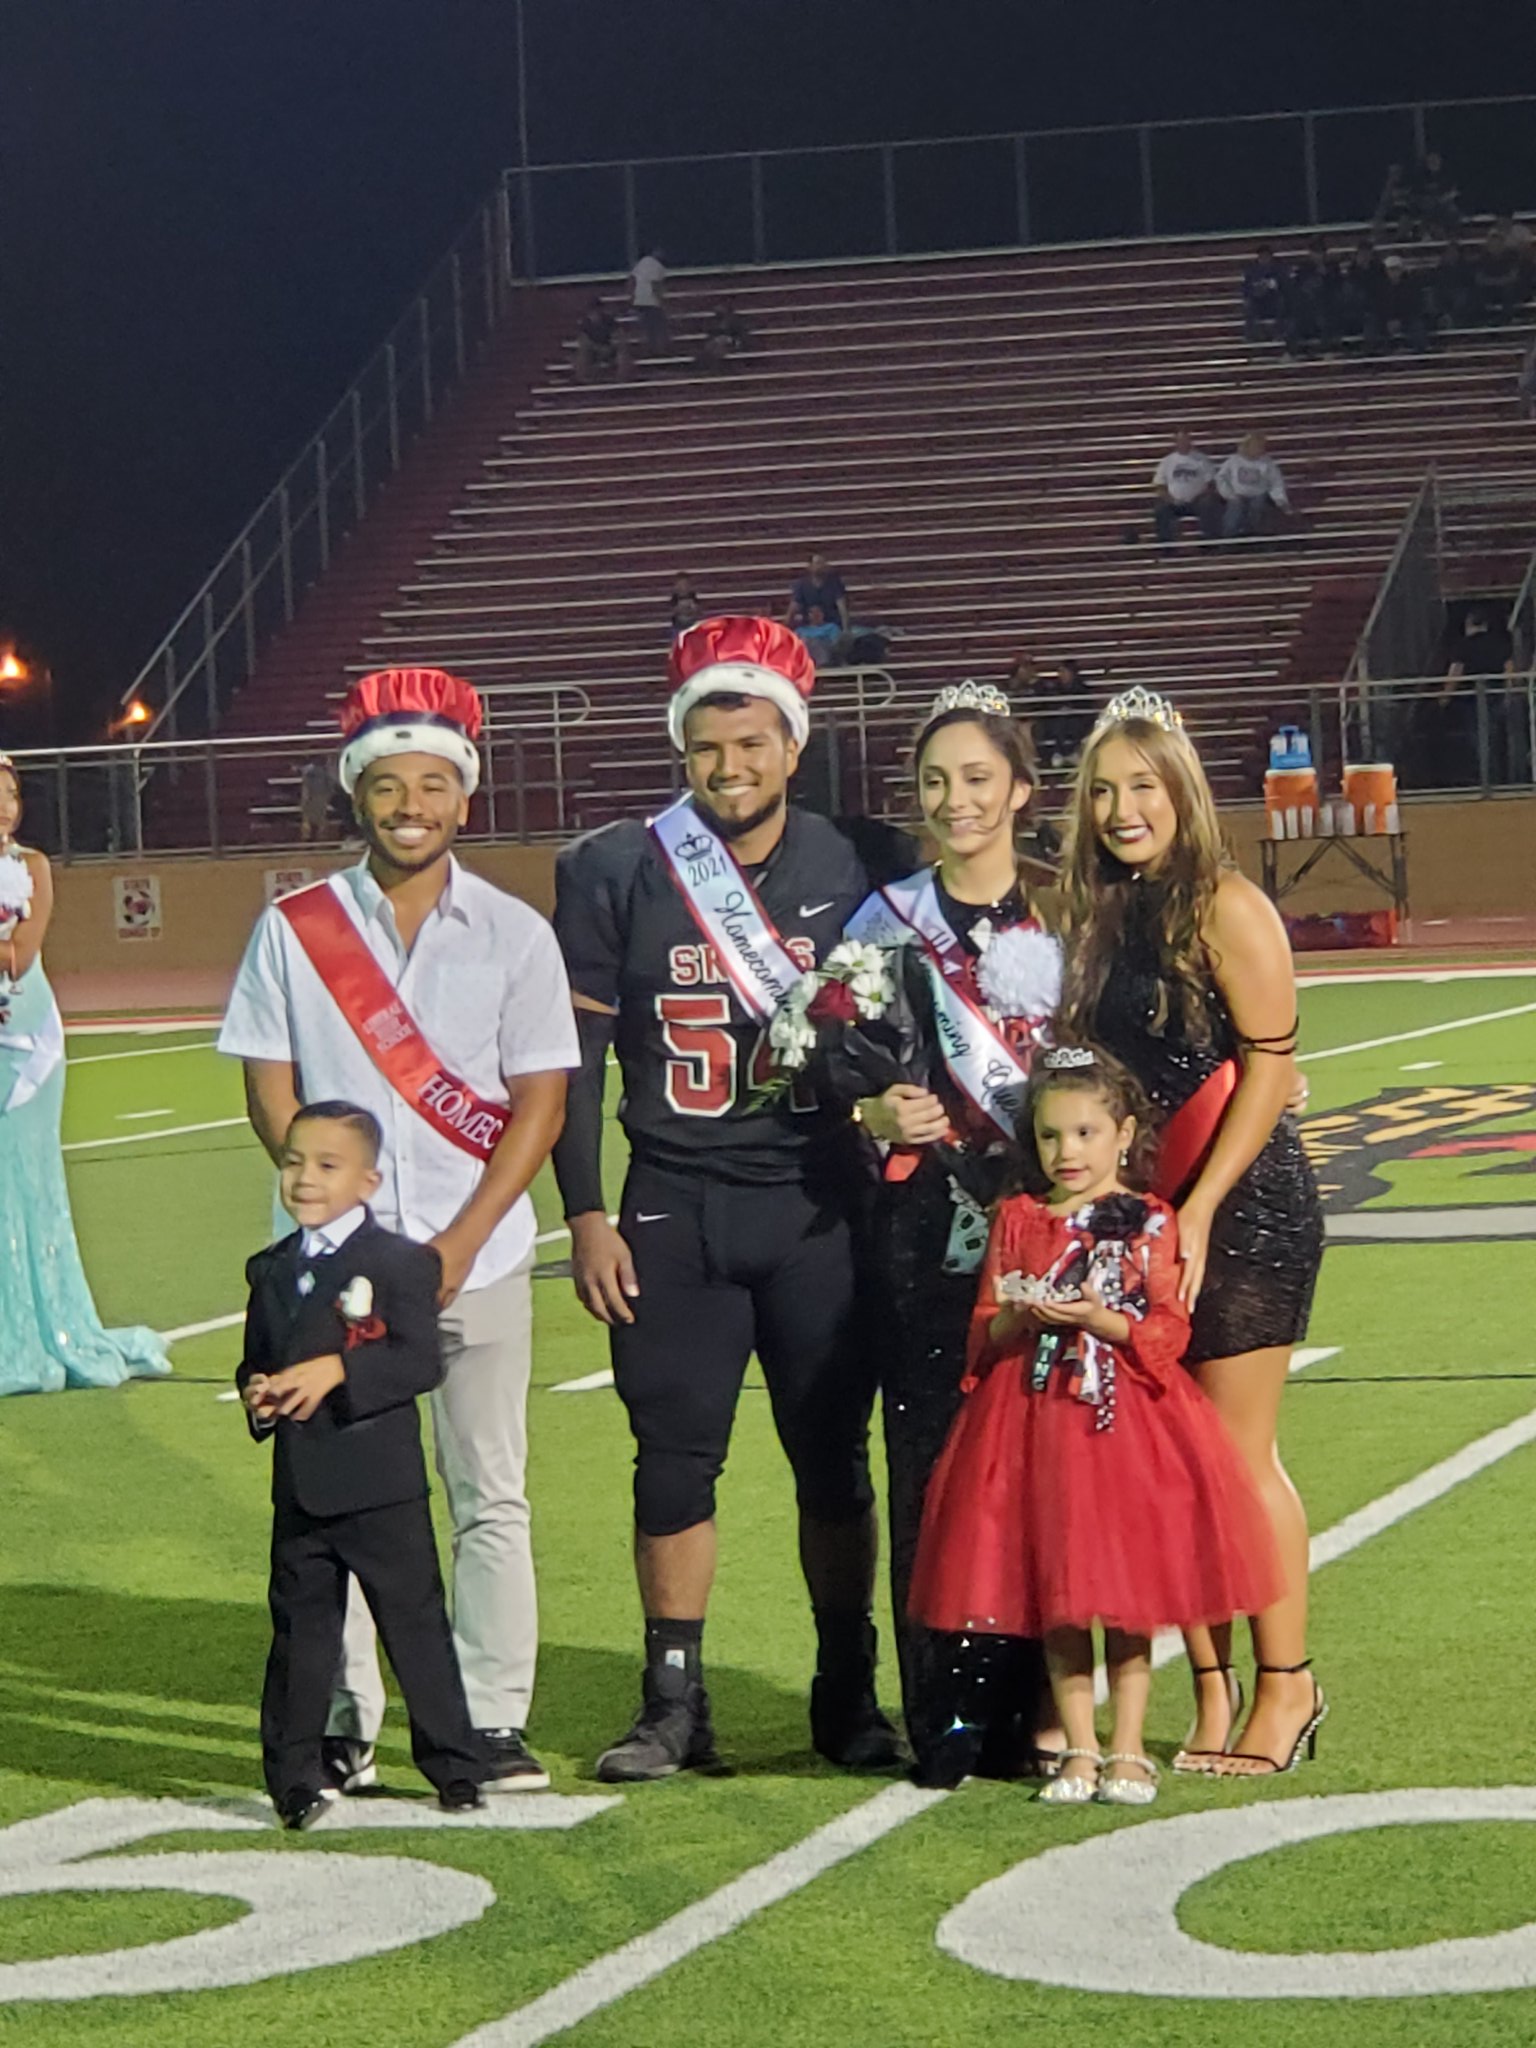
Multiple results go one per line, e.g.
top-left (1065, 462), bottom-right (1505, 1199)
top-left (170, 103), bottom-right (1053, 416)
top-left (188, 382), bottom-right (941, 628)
top-left (595, 1676), bottom-right (720, 1783)
top-left (276, 1786), bottom-right (331, 1831)
top-left (320, 1737), bottom-right (378, 1795)
top-left (810, 1676), bottom-right (909, 1771)
top-left (438, 1778), bottom-right (486, 1814)
top-left (478, 1727), bottom-right (551, 1792)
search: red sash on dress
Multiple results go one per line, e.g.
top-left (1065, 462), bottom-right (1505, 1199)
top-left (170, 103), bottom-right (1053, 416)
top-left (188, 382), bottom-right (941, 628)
top-left (276, 881), bottom-right (509, 1161)
top-left (1151, 1058), bottom-right (1238, 1203)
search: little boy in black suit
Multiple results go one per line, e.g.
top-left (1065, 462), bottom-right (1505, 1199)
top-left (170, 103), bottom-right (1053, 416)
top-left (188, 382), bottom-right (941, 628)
top-left (239, 1099), bottom-right (486, 1827)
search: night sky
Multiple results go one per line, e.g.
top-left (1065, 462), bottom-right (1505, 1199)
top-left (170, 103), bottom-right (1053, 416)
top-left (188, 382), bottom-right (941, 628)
top-left (5, 0), bottom-right (1534, 740)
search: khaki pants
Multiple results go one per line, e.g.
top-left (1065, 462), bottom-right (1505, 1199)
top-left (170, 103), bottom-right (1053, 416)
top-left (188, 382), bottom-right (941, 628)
top-left (328, 1257), bottom-right (537, 1738)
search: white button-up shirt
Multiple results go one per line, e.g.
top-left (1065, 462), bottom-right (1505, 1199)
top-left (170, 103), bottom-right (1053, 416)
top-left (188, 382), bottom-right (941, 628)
top-left (219, 859), bottom-right (579, 1292)
top-left (299, 1203), bottom-right (367, 1262)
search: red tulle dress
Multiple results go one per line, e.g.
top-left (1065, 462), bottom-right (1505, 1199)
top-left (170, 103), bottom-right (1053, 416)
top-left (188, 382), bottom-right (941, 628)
top-left (908, 1191), bottom-right (1284, 1640)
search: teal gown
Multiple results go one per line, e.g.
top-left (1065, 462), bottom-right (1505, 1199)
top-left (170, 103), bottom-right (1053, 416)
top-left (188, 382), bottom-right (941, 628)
top-left (0, 954), bottom-right (171, 1395)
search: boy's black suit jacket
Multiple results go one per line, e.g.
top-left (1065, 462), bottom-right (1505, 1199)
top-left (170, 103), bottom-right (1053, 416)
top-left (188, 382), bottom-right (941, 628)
top-left (236, 1214), bottom-right (444, 1520)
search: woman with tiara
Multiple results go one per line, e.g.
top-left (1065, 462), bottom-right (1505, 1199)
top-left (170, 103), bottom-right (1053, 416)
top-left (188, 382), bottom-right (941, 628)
top-left (0, 755), bottom-right (170, 1395)
top-left (843, 682), bottom-right (1064, 1785)
top-left (1057, 689), bottom-right (1326, 1779)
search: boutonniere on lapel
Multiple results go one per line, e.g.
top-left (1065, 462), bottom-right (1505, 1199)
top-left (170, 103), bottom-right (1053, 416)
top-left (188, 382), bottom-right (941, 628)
top-left (336, 1275), bottom-right (387, 1350)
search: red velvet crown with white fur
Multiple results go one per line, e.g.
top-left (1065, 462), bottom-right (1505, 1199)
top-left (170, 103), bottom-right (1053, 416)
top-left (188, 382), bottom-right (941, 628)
top-left (338, 668), bottom-right (483, 795)
top-left (666, 616), bottom-right (816, 750)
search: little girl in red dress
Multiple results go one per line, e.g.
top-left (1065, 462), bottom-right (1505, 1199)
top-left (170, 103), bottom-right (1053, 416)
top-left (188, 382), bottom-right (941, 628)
top-left (909, 1044), bottom-right (1282, 1806)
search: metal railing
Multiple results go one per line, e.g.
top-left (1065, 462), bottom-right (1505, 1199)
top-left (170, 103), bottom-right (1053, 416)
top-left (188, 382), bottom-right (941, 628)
top-left (19, 671), bottom-right (1532, 864)
top-left (120, 186), bottom-right (516, 746)
top-left (503, 92), bottom-right (1536, 280)
top-left (1344, 470), bottom-right (1443, 690)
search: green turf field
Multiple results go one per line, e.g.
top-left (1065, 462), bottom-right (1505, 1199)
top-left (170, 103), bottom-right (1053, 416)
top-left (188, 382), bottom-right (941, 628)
top-left (1, 969), bottom-right (1533, 2043)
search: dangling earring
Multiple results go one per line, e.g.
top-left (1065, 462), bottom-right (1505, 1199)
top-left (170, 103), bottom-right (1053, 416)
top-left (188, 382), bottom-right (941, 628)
top-left (1118, 1147), bottom-right (1129, 1167)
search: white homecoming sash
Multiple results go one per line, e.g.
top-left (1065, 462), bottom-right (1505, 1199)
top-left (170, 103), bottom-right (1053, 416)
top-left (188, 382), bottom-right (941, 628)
top-left (650, 797), bottom-right (805, 1023)
top-left (847, 871), bottom-right (1033, 1137)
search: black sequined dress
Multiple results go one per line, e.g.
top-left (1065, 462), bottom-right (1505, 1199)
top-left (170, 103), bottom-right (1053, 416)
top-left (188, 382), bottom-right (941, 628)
top-left (1091, 885), bottom-right (1324, 1364)
top-left (864, 879), bottom-right (1052, 1778)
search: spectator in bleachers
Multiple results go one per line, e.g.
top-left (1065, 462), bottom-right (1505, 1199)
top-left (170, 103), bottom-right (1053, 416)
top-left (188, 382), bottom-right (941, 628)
top-left (1411, 152), bottom-right (1461, 239)
top-left (1473, 223), bottom-right (1529, 322)
top-left (1240, 243), bottom-right (1286, 341)
top-left (1366, 255), bottom-right (1431, 354)
top-left (574, 297), bottom-right (630, 383)
top-left (793, 603), bottom-right (844, 668)
top-left (1336, 236), bottom-right (1386, 346)
top-left (786, 551), bottom-right (851, 644)
top-left (1429, 241), bottom-right (1476, 328)
top-left (695, 301), bottom-right (753, 371)
top-left (630, 247), bottom-right (671, 353)
top-left (1151, 430), bottom-right (1220, 547)
top-left (1519, 332), bottom-right (1536, 421)
top-left (1374, 163), bottom-right (1417, 238)
top-left (1004, 650), bottom-right (1041, 695)
top-left (668, 572), bottom-right (703, 638)
top-left (1283, 237), bottom-right (1341, 355)
top-left (1216, 433), bottom-right (1291, 541)
top-left (1437, 603), bottom-right (1516, 784)
top-left (299, 758), bottom-right (335, 844)
top-left (1033, 659), bottom-right (1095, 767)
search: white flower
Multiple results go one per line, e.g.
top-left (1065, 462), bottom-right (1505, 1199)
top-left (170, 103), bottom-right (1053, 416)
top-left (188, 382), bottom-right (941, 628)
top-left (0, 851), bottom-right (34, 925)
top-left (976, 925), bottom-right (1062, 1022)
top-left (337, 1275), bottom-right (374, 1321)
top-left (823, 940), bottom-right (886, 980)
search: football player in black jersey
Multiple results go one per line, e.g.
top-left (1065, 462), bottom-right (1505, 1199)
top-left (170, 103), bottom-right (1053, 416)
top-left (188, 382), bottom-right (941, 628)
top-left (552, 617), bottom-right (907, 1781)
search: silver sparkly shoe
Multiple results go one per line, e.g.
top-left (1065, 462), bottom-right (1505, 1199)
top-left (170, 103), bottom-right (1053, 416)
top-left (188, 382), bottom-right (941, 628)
top-left (1036, 1748), bottom-right (1102, 1805)
top-left (1096, 1752), bottom-right (1159, 1806)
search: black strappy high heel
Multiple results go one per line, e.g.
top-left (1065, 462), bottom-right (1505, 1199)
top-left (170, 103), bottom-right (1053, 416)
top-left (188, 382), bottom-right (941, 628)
top-left (1171, 1662), bottom-right (1243, 1775)
top-left (1217, 1659), bottom-right (1328, 1777)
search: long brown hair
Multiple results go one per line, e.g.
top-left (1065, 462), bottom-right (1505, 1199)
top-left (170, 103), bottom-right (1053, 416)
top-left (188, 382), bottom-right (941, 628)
top-left (1058, 715), bottom-right (1231, 1043)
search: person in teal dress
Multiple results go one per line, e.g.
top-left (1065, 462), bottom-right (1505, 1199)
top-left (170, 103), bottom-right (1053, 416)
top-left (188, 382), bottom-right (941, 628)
top-left (0, 756), bottom-right (169, 1395)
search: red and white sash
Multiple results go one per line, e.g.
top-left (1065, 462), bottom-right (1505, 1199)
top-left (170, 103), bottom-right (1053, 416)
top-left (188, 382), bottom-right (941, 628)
top-left (276, 879), bottom-right (509, 1161)
top-left (847, 872), bottom-right (1036, 1138)
top-left (650, 797), bottom-right (806, 1023)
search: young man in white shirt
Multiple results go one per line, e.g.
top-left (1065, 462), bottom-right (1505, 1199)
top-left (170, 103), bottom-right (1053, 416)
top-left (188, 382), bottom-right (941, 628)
top-left (219, 668), bottom-right (579, 1796)
top-left (1152, 430), bottom-right (1220, 547)
top-left (630, 247), bottom-right (670, 354)
top-left (1216, 432), bottom-right (1292, 541)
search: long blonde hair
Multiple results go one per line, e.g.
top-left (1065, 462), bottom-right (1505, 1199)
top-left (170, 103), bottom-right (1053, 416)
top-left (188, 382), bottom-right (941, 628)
top-left (1058, 716), bottom-right (1232, 1043)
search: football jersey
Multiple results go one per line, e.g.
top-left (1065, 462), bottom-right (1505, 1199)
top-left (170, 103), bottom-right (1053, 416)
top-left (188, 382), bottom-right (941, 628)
top-left (554, 806), bottom-right (909, 1184)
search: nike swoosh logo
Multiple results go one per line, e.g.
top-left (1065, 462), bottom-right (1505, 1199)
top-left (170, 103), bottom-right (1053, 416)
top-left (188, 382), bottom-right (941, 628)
top-left (634, 1212), bottom-right (669, 1224)
top-left (799, 901), bottom-right (835, 917)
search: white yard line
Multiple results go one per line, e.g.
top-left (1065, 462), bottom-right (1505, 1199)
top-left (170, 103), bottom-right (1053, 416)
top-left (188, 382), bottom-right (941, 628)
top-left (116, 1108), bottom-right (174, 1122)
top-left (452, 1784), bottom-right (947, 2048)
top-left (1299, 1000), bottom-right (1536, 1064)
top-left (70, 1040), bottom-right (219, 1065)
top-left (62, 1116), bottom-right (250, 1152)
top-left (550, 1370), bottom-right (616, 1394)
top-left (1289, 1346), bottom-right (1340, 1374)
top-left (457, 1399), bottom-right (1536, 2048)
top-left (162, 1313), bottom-right (247, 1344)
top-left (1296, 966), bottom-right (1536, 987)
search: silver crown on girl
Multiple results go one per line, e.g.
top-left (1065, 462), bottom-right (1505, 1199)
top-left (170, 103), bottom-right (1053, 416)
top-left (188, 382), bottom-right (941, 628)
top-left (928, 679), bottom-right (1012, 721)
top-left (1041, 1045), bottom-right (1097, 1071)
top-left (1091, 685), bottom-right (1183, 735)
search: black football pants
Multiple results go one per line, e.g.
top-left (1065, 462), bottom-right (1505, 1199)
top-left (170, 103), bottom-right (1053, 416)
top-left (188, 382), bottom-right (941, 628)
top-left (610, 1162), bottom-right (877, 1537)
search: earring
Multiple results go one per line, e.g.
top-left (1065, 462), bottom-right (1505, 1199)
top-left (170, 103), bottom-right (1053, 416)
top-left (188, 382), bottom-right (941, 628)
top-left (1118, 1148), bottom-right (1129, 1166)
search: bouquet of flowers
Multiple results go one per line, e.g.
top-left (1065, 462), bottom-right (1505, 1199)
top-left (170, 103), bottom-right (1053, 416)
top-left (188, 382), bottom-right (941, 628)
top-left (0, 850), bottom-right (33, 943)
top-left (755, 940), bottom-right (927, 1109)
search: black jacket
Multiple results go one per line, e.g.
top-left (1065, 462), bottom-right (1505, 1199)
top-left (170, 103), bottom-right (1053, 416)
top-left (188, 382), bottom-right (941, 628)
top-left (236, 1214), bottom-right (444, 1519)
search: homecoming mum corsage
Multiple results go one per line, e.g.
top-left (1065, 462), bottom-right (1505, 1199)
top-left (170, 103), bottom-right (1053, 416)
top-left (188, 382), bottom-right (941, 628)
top-left (756, 941), bottom-right (897, 1103)
top-left (336, 1275), bottom-right (388, 1350)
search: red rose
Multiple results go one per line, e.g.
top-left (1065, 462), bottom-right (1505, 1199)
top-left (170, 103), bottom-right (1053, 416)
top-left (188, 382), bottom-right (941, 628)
top-left (806, 978), bottom-right (858, 1026)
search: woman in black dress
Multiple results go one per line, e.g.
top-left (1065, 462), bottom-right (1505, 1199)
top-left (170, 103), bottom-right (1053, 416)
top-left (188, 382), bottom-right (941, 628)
top-left (846, 684), bottom-right (1063, 1784)
top-left (1058, 690), bottom-right (1327, 1778)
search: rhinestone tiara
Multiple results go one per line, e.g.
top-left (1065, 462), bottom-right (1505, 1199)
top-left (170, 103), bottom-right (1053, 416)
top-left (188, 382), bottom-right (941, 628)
top-left (927, 679), bottom-right (1012, 722)
top-left (1092, 685), bottom-right (1183, 735)
top-left (1041, 1046), bottom-right (1096, 1071)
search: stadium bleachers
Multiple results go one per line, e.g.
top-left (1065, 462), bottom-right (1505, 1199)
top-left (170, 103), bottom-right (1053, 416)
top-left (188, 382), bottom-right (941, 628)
top-left (205, 228), bottom-right (1536, 842)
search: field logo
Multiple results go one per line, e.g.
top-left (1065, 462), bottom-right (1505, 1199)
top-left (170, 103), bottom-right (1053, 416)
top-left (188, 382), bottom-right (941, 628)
top-left (1305, 1084), bottom-right (1536, 1239)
